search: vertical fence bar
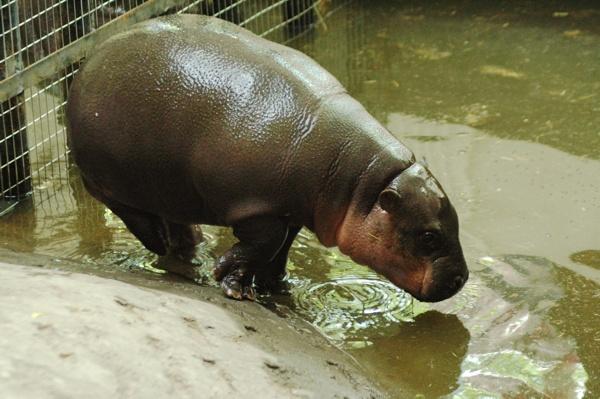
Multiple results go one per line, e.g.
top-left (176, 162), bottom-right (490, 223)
top-left (1, 0), bottom-right (31, 204)
top-left (283, 0), bottom-right (316, 39)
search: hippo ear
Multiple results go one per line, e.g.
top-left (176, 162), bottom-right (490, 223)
top-left (378, 189), bottom-right (403, 214)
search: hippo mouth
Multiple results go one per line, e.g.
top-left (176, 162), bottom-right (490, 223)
top-left (417, 256), bottom-right (468, 302)
top-left (387, 257), bottom-right (468, 303)
top-left (383, 263), bottom-right (431, 302)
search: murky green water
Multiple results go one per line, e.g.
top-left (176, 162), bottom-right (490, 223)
top-left (1, 1), bottom-right (600, 398)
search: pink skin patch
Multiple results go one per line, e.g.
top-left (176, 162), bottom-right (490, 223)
top-left (336, 203), bottom-right (433, 299)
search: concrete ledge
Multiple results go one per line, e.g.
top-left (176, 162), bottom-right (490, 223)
top-left (0, 259), bottom-right (383, 398)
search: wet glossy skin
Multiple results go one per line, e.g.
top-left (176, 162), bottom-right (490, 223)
top-left (67, 14), bottom-right (467, 301)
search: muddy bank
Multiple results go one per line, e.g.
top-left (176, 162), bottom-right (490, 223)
top-left (0, 250), bottom-right (383, 399)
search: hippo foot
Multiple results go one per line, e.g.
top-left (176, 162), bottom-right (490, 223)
top-left (255, 273), bottom-right (290, 295)
top-left (219, 268), bottom-right (256, 301)
top-left (214, 253), bottom-right (258, 301)
top-left (214, 218), bottom-right (295, 301)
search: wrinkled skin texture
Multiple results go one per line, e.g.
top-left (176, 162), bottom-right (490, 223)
top-left (67, 15), bottom-right (468, 302)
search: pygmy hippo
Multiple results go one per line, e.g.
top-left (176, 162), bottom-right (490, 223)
top-left (66, 14), bottom-right (468, 302)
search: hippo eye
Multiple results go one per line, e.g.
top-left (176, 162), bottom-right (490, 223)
top-left (419, 231), bottom-right (441, 254)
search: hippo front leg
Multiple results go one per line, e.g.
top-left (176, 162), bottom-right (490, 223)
top-left (255, 225), bottom-right (301, 292)
top-left (214, 216), bottom-right (289, 301)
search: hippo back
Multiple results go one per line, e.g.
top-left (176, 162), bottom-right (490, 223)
top-left (67, 14), bottom-right (410, 230)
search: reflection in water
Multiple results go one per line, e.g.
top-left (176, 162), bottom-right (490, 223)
top-left (354, 311), bottom-right (470, 398)
top-left (460, 350), bottom-right (587, 399)
top-left (438, 255), bottom-right (590, 398)
top-left (548, 264), bottom-right (600, 399)
top-left (68, 167), bottom-right (113, 260)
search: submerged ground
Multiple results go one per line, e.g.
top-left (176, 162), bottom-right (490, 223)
top-left (1, 1), bottom-right (599, 398)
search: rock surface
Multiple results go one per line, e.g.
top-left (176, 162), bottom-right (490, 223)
top-left (0, 256), bottom-right (383, 399)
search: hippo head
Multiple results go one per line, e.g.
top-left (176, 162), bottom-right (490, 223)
top-left (337, 163), bottom-right (468, 302)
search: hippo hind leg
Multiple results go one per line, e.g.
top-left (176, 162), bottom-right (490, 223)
top-left (98, 199), bottom-right (204, 281)
top-left (82, 177), bottom-right (203, 260)
top-left (111, 205), bottom-right (168, 255)
top-left (152, 222), bottom-right (205, 281)
top-left (82, 177), bottom-right (169, 255)
top-left (104, 203), bottom-right (205, 279)
top-left (162, 222), bottom-right (204, 260)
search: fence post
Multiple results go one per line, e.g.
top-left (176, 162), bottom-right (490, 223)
top-left (1, 0), bottom-right (31, 205)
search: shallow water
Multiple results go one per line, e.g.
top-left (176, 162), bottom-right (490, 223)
top-left (1, 1), bottom-right (600, 398)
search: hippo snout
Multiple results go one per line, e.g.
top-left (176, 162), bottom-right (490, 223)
top-left (418, 256), bottom-right (469, 303)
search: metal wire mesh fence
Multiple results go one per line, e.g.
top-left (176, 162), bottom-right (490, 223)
top-left (1, 0), bottom-right (333, 215)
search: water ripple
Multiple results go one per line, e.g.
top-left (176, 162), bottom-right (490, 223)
top-left (292, 276), bottom-right (415, 346)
